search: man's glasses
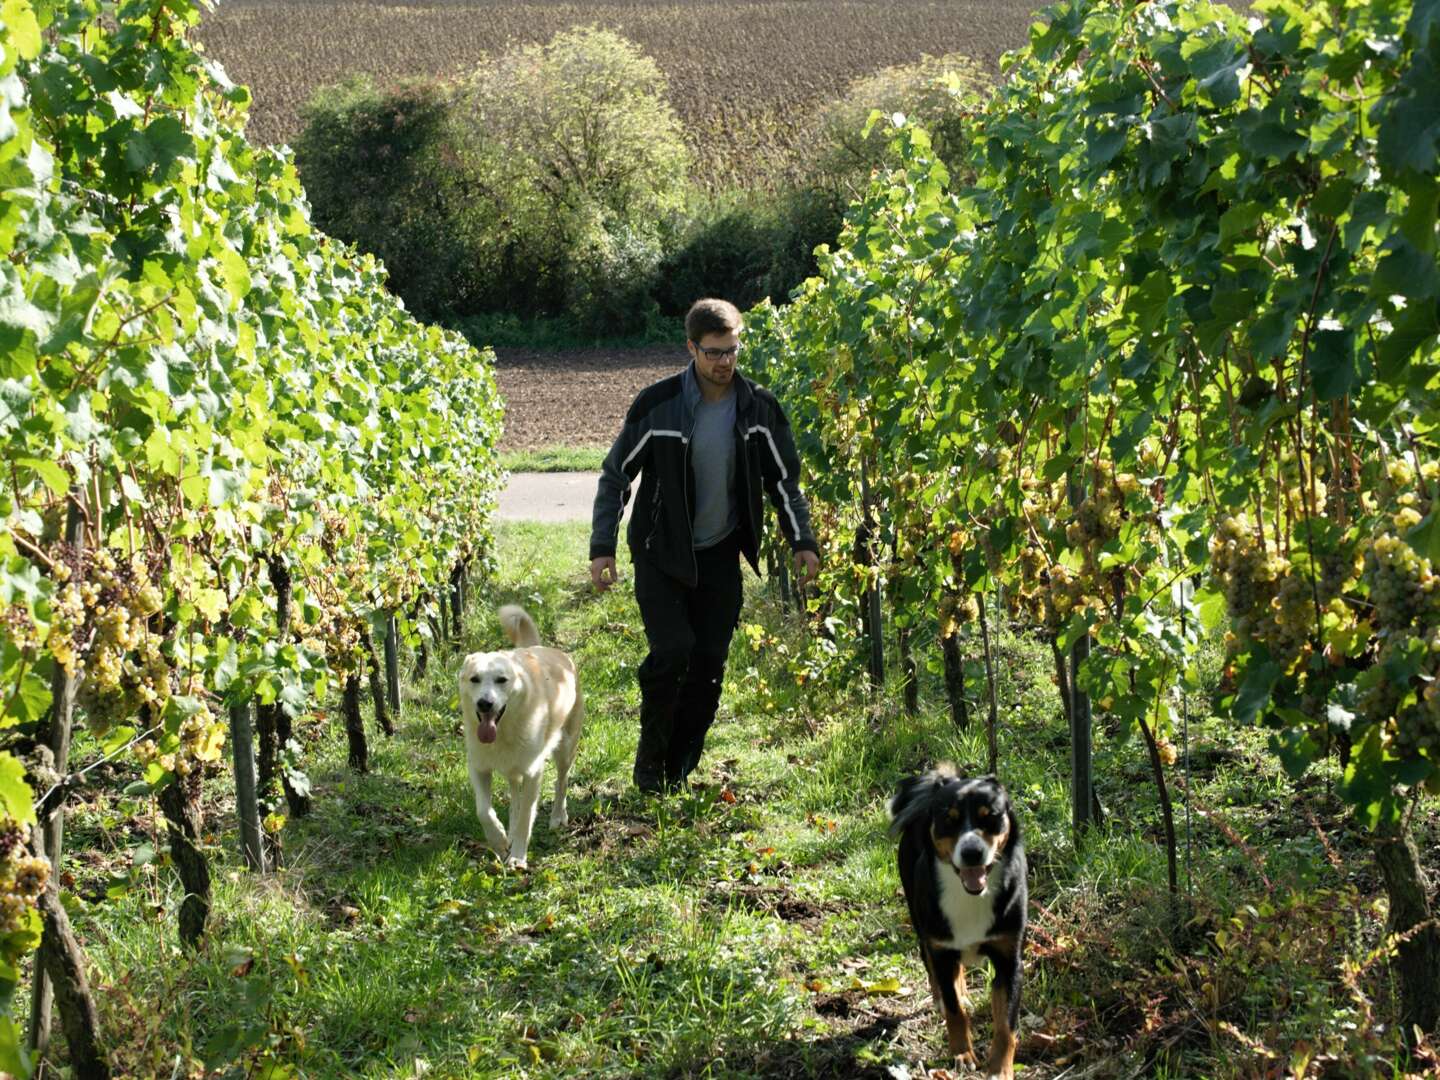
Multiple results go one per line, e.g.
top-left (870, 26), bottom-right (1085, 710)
top-left (697, 345), bottom-right (740, 361)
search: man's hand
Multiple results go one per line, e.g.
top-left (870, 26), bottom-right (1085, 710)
top-left (793, 549), bottom-right (820, 592)
top-left (590, 556), bottom-right (618, 593)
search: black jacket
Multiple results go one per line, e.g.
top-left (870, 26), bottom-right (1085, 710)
top-left (590, 362), bottom-right (818, 586)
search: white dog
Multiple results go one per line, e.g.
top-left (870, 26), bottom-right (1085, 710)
top-left (457, 605), bottom-right (584, 869)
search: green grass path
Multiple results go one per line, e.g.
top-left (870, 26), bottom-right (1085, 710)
top-left (58, 520), bottom-right (1428, 1079)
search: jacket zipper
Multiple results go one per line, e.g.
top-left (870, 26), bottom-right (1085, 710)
top-left (684, 420), bottom-right (698, 584)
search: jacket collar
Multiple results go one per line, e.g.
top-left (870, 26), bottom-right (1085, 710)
top-left (682, 360), bottom-right (752, 417)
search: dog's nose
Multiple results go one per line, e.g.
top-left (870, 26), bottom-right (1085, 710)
top-left (476, 697), bottom-right (495, 714)
top-left (958, 835), bottom-right (987, 866)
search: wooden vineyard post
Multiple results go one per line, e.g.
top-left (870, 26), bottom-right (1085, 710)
top-left (29, 492), bottom-right (84, 1054)
top-left (343, 674), bottom-right (368, 773)
top-left (230, 698), bottom-right (267, 873)
top-left (942, 629), bottom-right (968, 731)
top-left (858, 462), bottom-right (884, 686)
top-left (1067, 465), bottom-right (1095, 845)
top-left (158, 774), bottom-right (211, 949)
top-left (384, 612), bottom-right (401, 713)
top-left (361, 626), bottom-right (393, 736)
top-left (37, 886), bottom-right (111, 1078)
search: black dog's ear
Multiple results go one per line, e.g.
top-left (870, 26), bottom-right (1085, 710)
top-left (888, 771), bottom-right (943, 836)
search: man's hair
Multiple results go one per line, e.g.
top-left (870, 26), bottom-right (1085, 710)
top-left (685, 298), bottom-right (743, 343)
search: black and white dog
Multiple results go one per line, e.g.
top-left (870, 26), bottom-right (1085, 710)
top-left (889, 767), bottom-right (1026, 1079)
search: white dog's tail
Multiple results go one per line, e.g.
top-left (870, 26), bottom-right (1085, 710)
top-left (498, 605), bottom-right (541, 647)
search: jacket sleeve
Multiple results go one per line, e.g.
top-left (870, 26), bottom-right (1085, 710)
top-left (756, 401), bottom-right (818, 556)
top-left (590, 400), bottom-right (651, 560)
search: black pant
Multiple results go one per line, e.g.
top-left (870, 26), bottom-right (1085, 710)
top-left (633, 533), bottom-right (743, 784)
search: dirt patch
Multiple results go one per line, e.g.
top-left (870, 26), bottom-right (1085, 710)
top-left (492, 346), bottom-right (681, 451)
top-left (707, 882), bottom-right (851, 930)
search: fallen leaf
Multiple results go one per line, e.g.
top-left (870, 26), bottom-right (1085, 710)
top-left (719, 789), bottom-right (737, 804)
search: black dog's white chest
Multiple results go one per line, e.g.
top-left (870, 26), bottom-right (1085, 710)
top-left (931, 855), bottom-right (996, 961)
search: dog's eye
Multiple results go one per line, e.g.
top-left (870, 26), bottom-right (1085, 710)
top-left (494, 676), bottom-right (508, 685)
top-left (469, 675), bottom-right (481, 684)
top-left (977, 806), bottom-right (990, 818)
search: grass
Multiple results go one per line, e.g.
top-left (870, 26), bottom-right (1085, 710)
top-left (499, 447), bottom-right (607, 474)
top-left (49, 520), bottom-right (1438, 1078)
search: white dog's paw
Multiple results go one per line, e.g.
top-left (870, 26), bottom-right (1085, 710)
top-left (549, 805), bottom-right (569, 829)
top-left (504, 854), bottom-right (529, 871)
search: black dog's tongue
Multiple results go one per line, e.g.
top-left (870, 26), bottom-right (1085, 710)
top-left (958, 865), bottom-right (987, 895)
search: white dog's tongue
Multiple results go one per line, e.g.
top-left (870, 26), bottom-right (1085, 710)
top-left (958, 865), bottom-right (988, 895)
top-left (476, 717), bottom-right (498, 743)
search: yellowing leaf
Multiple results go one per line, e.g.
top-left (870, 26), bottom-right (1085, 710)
top-left (2, 0), bottom-right (41, 59)
top-left (194, 588), bottom-right (228, 622)
top-left (194, 724), bottom-right (226, 762)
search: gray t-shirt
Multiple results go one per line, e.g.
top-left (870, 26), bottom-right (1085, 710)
top-left (691, 392), bottom-right (738, 549)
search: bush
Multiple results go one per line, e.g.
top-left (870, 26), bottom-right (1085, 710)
top-left (655, 187), bottom-right (845, 315)
top-left (811, 53), bottom-right (985, 195)
top-left (295, 29), bottom-right (690, 333)
top-left (459, 27), bottom-right (690, 334)
top-left (294, 75), bottom-right (496, 321)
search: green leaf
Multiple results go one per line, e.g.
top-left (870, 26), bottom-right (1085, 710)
top-left (1269, 727), bottom-right (1318, 780)
top-left (1232, 658), bottom-right (1280, 726)
top-left (0, 752), bottom-right (36, 826)
top-left (216, 246), bottom-right (251, 304)
top-left (15, 456), bottom-right (68, 495)
top-left (1340, 728), bottom-right (1397, 827)
top-left (0, 1013), bottom-right (32, 1078)
top-left (1306, 328), bottom-right (1357, 401)
top-left (125, 115), bottom-right (195, 175)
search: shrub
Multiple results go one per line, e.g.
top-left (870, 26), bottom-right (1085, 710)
top-left (296, 30), bottom-right (690, 333)
top-left (459, 27), bottom-right (690, 333)
top-left (655, 187), bottom-right (846, 315)
top-left (810, 53), bottom-right (986, 195)
top-left (294, 75), bottom-right (497, 321)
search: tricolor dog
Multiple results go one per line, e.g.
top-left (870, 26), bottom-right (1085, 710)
top-left (889, 767), bottom-right (1027, 1078)
top-left (457, 605), bottom-right (584, 869)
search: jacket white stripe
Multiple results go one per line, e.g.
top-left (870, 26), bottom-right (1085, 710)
top-left (620, 428), bottom-right (688, 473)
top-left (613, 429), bottom-right (689, 546)
top-left (747, 424), bottom-right (801, 539)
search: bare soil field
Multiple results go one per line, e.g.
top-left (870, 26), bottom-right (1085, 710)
top-left (196, 0), bottom-right (1044, 184)
top-left (492, 345), bottom-right (682, 451)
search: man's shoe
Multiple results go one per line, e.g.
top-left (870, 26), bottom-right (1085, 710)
top-left (633, 724), bottom-right (670, 793)
top-left (633, 761), bottom-right (666, 794)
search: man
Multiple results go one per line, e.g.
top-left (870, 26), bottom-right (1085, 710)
top-left (590, 298), bottom-right (820, 793)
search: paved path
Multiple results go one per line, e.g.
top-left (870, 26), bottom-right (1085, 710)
top-left (497, 471), bottom-right (630, 524)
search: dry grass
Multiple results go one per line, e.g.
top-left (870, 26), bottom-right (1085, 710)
top-left (196, 0), bottom-right (1046, 188)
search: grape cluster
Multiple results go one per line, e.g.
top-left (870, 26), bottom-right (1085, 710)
top-left (1209, 514), bottom-right (1286, 642)
top-left (0, 821), bottom-right (50, 937)
top-left (1359, 460), bottom-right (1440, 760)
top-left (1366, 531), bottom-right (1436, 632)
top-left (938, 591), bottom-right (980, 638)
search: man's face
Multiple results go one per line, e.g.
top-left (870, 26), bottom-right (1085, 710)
top-left (688, 330), bottom-right (740, 391)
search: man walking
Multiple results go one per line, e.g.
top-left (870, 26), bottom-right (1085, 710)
top-left (590, 299), bottom-right (820, 792)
